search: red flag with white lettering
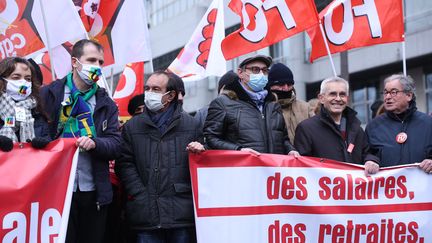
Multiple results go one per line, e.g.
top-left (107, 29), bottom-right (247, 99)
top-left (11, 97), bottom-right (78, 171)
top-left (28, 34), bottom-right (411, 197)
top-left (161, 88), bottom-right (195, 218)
top-left (74, 0), bottom-right (152, 66)
top-left (113, 62), bottom-right (144, 121)
top-left (308, 0), bottom-right (404, 62)
top-left (221, 0), bottom-right (319, 60)
top-left (0, 139), bottom-right (78, 242)
top-left (0, 0), bottom-right (86, 60)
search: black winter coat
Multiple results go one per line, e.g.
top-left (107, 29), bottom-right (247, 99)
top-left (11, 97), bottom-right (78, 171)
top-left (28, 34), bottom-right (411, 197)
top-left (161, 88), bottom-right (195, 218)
top-left (294, 105), bottom-right (378, 164)
top-left (204, 80), bottom-right (294, 154)
top-left (116, 103), bottom-right (202, 230)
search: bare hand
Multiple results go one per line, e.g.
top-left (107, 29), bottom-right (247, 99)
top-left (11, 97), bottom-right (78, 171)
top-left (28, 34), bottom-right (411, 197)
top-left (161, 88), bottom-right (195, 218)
top-left (240, 148), bottom-right (261, 156)
top-left (186, 141), bottom-right (205, 154)
top-left (419, 159), bottom-right (432, 174)
top-left (364, 161), bottom-right (379, 176)
top-left (288, 150), bottom-right (300, 158)
top-left (76, 136), bottom-right (96, 151)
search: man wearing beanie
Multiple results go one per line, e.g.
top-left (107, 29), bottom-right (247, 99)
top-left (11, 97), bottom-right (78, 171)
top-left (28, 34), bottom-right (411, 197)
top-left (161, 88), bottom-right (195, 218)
top-left (204, 55), bottom-right (298, 156)
top-left (268, 63), bottom-right (314, 142)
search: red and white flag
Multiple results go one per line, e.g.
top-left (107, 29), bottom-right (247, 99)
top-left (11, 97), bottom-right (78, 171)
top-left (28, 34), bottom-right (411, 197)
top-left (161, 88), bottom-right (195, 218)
top-left (308, 0), bottom-right (404, 62)
top-left (75, 0), bottom-right (152, 66)
top-left (222, 0), bottom-right (319, 60)
top-left (168, 0), bottom-right (225, 82)
top-left (0, 139), bottom-right (78, 242)
top-left (0, 0), bottom-right (86, 60)
top-left (113, 62), bottom-right (144, 121)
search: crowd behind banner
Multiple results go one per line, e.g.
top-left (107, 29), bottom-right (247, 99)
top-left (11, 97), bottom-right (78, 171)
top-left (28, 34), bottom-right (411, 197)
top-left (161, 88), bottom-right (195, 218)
top-left (1, 39), bottom-right (432, 243)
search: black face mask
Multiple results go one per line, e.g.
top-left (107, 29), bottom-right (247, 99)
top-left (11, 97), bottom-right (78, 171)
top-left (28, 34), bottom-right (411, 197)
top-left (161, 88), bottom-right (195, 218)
top-left (272, 89), bottom-right (293, 100)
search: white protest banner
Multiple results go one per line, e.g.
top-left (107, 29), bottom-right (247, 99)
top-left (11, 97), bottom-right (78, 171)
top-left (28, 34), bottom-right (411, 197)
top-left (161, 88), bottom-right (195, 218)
top-left (190, 151), bottom-right (431, 243)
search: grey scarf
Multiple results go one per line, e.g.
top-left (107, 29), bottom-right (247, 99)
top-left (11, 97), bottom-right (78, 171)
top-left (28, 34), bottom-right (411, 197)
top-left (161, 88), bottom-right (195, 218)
top-left (0, 92), bottom-right (37, 142)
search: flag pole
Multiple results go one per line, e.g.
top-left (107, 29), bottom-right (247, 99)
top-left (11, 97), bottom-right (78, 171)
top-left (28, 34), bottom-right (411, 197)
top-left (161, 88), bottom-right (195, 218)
top-left (110, 67), bottom-right (114, 95)
top-left (319, 22), bottom-right (337, 77)
top-left (402, 36), bottom-right (406, 76)
top-left (38, 0), bottom-right (57, 81)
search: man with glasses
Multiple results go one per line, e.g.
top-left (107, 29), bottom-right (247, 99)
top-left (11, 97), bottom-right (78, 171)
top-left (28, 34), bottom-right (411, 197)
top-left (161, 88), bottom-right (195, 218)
top-left (294, 77), bottom-right (378, 166)
top-left (365, 74), bottom-right (432, 175)
top-left (204, 54), bottom-right (298, 156)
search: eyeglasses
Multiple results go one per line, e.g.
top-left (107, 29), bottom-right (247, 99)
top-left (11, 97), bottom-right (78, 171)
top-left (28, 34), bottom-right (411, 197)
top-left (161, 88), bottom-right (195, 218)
top-left (244, 66), bottom-right (269, 75)
top-left (381, 89), bottom-right (404, 97)
top-left (327, 92), bottom-right (347, 99)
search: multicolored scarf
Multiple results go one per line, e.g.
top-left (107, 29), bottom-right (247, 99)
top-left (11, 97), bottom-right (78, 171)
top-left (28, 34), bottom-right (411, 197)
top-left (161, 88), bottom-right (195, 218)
top-left (58, 73), bottom-right (98, 138)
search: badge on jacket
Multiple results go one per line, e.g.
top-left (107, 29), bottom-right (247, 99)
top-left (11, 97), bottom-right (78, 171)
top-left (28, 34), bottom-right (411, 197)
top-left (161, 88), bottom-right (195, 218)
top-left (102, 120), bottom-right (107, 132)
top-left (347, 143), bottom-right (355, 153)
top-left (396, 132), bottom-right (407, 144)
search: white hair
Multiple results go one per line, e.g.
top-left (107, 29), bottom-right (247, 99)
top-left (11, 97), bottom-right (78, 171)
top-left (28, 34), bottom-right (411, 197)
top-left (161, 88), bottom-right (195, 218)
top-left (319, 77), bottom-right (349, 95)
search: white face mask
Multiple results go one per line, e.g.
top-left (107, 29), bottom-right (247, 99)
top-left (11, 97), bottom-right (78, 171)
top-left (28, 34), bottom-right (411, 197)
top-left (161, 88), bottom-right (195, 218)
top-left (74, 58), bottom-right (103, 86)
top-left (144, 91), bottom-right (170, 112)
top-left (5, 78), bottom-right (32, 101)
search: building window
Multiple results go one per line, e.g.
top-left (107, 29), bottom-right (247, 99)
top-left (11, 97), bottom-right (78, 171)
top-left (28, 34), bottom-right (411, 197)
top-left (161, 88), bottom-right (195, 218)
top-left (351, 86), bottom-right (377, 124)
top-left (426, 73), bottom-right (432, 115)
top-left (270, 42), bottom-right (284, 63)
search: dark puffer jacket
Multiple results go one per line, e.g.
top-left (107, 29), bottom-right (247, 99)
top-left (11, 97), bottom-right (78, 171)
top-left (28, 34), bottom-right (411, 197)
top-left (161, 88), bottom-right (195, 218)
top-left (203, 80), bottom-right (294, 154)
top-left (294, 105), bottom-right (378, 164)
top-left (116, 103), bottom-right (202, 230)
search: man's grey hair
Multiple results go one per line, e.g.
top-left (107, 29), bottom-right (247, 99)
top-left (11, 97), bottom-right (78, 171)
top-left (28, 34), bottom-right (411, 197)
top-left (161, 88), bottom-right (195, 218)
top-left (319, 77), bottom-right (349, 95)
top-left (384, 74), bottom-right (416, 98)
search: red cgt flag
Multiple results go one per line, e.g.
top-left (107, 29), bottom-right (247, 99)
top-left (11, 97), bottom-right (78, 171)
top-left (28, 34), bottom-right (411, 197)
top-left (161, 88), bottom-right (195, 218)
top-left (221, 0), bottom-right (319, 60)
top-left (308, 0), bottom-right (404, 62)
top-left (113, 62), bottom-right (144, 121)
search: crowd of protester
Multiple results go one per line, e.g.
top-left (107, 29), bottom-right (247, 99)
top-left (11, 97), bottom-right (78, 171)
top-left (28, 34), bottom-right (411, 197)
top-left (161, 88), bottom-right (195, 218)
top-left (1, 39), bottom-right (432, 243)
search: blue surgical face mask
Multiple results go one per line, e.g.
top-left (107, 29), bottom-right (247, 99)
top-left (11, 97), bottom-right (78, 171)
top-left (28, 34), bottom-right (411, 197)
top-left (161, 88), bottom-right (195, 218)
top-left (247, 73), bottom-right (268, 92)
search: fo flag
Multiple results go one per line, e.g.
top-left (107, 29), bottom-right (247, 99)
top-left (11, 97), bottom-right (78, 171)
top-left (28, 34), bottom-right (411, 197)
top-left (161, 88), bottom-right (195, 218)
top-left (0, 0), bottom-right (86, 60)
top-left (221, 0), bottom-right (319, 60)
top-left (113, 62), bottom-right (144, 121)
top-left (308, 0), bottom-right (404, 62)
top-left (74, 0), bottom-right (152, 66)
top-left (0, 139), bottom-right (78, 243)
top-left (190, 151), bottom-right (432, 242)
top-left (168, 0), bottom-right (226, 82)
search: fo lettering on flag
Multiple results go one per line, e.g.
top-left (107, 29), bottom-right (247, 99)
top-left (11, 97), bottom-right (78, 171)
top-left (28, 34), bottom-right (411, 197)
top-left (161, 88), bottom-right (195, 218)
top-left (308, 0), bottom-right (404, 62)
top-left (221, 0), bottom-right (319, 60)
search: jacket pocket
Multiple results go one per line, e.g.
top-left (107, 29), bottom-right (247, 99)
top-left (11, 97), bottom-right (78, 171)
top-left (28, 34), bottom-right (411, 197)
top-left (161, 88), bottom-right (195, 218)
top-left (172, 183), bottom-right (194, 222)
top-left (125, 193), bottom-right (151, 226)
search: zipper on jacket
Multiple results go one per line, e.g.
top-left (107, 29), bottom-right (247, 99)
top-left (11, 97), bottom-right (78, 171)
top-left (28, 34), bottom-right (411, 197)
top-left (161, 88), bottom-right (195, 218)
top-left (96, 201), bottom-right (100, 211)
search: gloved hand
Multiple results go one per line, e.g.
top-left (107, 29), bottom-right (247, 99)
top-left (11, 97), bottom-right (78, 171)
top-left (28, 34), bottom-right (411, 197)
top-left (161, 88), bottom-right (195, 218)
top-left (0, 135), bottom-right (13, 152)
top-left (29, 137), bottom-right (51, 149)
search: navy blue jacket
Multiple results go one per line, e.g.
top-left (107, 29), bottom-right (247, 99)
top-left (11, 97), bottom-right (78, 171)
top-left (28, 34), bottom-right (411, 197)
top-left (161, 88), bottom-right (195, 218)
top-left (40, 76), bottom-right (121, 205)
top-left (366, 103), bottom-right (432, 167)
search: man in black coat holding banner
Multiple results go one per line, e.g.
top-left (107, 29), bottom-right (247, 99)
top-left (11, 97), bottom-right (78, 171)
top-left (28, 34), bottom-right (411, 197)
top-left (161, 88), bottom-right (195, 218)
top-left (294, 77), bottom-right (378, 169)
top-left (116, 71), bottom-right (204, 243)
